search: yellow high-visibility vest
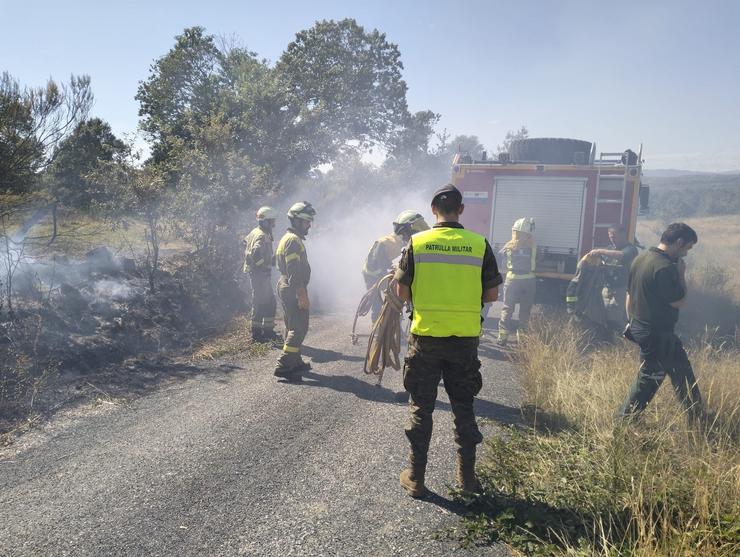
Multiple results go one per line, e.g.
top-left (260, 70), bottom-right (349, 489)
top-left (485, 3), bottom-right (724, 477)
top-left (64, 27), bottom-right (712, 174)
top-left (410, 227), bottom-right (485, 337)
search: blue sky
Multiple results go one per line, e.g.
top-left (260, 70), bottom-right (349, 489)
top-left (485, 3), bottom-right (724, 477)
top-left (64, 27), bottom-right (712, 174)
top-left (2, 0), bottom-right (739, 171)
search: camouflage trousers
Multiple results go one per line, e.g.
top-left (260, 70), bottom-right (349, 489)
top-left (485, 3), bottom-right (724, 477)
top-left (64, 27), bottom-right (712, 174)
top-left (403, 335), bottom-right (483, 463)
top-left (249, 272), bottom-right (276, 335)
top-left (276, 280), bottom-right (310, 369)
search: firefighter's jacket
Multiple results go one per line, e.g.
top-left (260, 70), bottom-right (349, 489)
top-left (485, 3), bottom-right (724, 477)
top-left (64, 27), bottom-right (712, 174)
top-left (409, 227), bottom-right (486, 337)
top-left (275, 229), bottom-right (311, 289)
top-left (363, 234), bottom-right (402, 281)
top-left (566, 260), bottom-right (608, 328)
top-left (501, 244), bottom-right (537, 281)
top-left (243, 226), bottom-right (274, 275)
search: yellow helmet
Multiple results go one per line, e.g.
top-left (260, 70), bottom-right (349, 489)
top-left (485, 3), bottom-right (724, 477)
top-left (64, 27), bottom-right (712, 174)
top-left (512, 217), bottom-right (535, 234)
top-left (256, 206), bottom-right (278, 221)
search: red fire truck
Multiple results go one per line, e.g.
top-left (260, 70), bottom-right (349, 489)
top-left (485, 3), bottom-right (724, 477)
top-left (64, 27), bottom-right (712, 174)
top-left (452, 138), bottom-right (647, 299)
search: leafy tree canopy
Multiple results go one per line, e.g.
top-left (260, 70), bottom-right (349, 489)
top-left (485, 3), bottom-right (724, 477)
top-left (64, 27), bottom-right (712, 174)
top-left (49, 117), bottom-right (127, 208)
top-left (0, 72), bottom-right (92, 193)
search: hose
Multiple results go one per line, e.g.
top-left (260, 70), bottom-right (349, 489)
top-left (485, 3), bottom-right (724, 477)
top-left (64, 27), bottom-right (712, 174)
top-left (351, 273), bottom-right (404, 385)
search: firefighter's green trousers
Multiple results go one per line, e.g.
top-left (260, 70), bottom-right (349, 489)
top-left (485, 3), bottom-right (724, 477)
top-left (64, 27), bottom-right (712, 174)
top-left (276, 279), bottom-right (309, 370)
top-left (402, 335), bottom-right (483, 463)
top-left (499, 277), bottom-right (536, 340)
top-left (249, 272), bottom-right (276, 336)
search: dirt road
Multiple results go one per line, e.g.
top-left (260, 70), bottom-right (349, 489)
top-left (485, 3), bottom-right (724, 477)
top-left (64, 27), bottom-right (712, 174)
top-left (0, 312), bottom-right (520, 556)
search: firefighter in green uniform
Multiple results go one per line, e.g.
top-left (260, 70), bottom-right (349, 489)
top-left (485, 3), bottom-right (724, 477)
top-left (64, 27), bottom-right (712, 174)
top-left (395, 184), bottom-right (502, 497)
top-left (362, 210), bottom-right (430, 322)
top-left (618, 223), bottom-right (703, 423)
top-left (274, 201), bottom-right (316, 382)
top-left (498, 217), bottom-right (537, 345)
top-left (243, 206), bottom-right (278, 342)
top-left (588, 224), bottom-right (639, 329)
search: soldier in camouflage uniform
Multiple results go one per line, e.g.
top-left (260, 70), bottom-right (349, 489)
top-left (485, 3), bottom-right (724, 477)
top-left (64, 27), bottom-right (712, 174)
top-left (273, 201), bottom-right (316, 382)
top-left (395, 184), bottom-right (503, 497)
top-left (243, 206), bottom-right (278, 342)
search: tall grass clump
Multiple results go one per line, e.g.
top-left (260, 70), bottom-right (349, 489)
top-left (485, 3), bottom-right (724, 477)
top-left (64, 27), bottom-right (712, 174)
top-left (457, 317), bottom-right (740, 556)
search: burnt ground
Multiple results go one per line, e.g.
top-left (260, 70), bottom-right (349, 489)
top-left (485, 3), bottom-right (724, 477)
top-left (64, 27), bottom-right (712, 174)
top-left (0, 311), bottom-right (520, 556)
top-left (0, 247), bottom-right (248, 433)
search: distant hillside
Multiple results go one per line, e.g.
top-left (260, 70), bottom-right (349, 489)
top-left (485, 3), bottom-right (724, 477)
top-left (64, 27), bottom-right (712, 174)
top-left (644, 173), bottom-right (740, 191)
top-left (643, 169), bottom-right (716, 178)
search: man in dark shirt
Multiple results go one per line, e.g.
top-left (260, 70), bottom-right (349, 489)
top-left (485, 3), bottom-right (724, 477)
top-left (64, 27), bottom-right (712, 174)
top-left (589, 224), bottom-right (639, 329)
top-left (395, 184), bottom-right (503, 497)
top-left (617, 222), bottom-right (703, 423)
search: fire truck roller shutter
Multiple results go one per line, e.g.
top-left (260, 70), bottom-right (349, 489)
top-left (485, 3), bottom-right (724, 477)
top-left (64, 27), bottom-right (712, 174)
top-left (492, 177), bottom-right (587, 254)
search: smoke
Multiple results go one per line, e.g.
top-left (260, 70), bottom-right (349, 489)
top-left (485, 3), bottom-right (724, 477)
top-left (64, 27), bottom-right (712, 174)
top-left (91, 279), bottom-right (134, 301)
top-left (306, 189), bottom-right (432, 312)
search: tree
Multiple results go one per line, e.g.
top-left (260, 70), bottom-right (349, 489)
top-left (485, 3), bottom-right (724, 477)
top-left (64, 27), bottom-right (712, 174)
top-left (136, 27), bottom-right (227, 165)
top-left (387, 110), bottom-right (440, 162)
top-left (497, 125), bottom-right (529, 154)
top-left (445, 134), bottom-right (486, 160)
top-left (88, 148), bottom-right (168, 292)
top-left (0, 72), bottom-right (93, 193)
top-left (275, 18), bottom-right (411, 174)
top-left (48, 118), bottom-right (127, 209)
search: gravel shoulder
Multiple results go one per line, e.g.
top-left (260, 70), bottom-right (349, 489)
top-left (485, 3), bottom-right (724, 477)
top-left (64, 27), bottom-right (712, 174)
top-left (0, 311), bottom-right (520, 556)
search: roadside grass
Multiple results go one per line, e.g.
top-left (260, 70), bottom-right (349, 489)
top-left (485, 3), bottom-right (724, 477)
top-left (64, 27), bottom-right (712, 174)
top-left (456, 318), bottom-right (740, 556)
top-left (189, 315), bottom-right (272, 362)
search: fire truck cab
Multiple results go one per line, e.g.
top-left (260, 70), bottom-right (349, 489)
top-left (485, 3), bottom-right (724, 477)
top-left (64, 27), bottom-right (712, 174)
top-left (452, 137), bottom-right (645, 301)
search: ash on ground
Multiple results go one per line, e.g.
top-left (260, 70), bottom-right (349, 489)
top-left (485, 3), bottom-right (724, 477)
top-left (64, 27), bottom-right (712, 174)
top-left (1, 246), bottom-right (247, 433)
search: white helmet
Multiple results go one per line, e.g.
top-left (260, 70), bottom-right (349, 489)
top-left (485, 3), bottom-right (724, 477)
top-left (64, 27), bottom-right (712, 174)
top-left (287, 201), bottom-right (316, 222)
top-left (256, 206), bottom-right (278, 221)
top-left (512, 217), bottom-right (535, 234)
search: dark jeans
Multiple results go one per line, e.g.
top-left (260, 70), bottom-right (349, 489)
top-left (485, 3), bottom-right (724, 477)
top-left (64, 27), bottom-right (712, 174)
top-left (618, 322), bottom-right (703, 422)
top-left (403, 335), bottom-right (483, 462)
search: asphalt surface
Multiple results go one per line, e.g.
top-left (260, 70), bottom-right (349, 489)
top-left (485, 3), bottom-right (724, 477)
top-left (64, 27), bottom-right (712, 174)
top-left (0, 312), bottom-right (520, 556)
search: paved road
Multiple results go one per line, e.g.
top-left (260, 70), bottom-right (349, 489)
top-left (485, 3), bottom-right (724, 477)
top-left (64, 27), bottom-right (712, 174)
top-left (0, 312), bottom-right (520, 556)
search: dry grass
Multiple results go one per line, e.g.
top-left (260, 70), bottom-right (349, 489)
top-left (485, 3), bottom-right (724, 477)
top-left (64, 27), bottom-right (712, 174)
top-left (1, 196), bottom-right (189, 259)
top-left (189, 315), bottom-right (271, 362)
top-left (461, 317), bottom-right (740, 556)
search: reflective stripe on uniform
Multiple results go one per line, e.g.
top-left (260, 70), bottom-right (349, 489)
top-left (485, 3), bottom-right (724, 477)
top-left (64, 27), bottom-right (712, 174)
top-left (566, 296), bottom-right (578, 302)
top-left (414, 253), bottom-right (483, 267)
top-left (282, 344), bottom-right (300, 353)
top-left (285, 252), bottom-right (300, 263)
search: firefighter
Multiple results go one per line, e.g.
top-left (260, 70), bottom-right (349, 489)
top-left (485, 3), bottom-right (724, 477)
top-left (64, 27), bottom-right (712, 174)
top-left (395, 184), bottom-right (502, 497)
top-left (243, 206), bottom-right (279, 342)
top-left (273, 201), bottom-right (316, 382)
top-left (588, 224), bottom-right (639, 329)
top-left (565, 252), bottom-right (610, 343)
top-left (618, 223), bottom-right (703, 423)
top-left (362, 210), bottom-right (430, 322)
top-left (498, 217), bottom-right (537, 345)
